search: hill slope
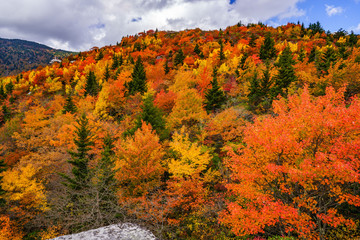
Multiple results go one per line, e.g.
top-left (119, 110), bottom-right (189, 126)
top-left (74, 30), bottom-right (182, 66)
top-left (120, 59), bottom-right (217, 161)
top-left (1, 23), bottom-right (360, 240)
top-left (0, 37), bottom-right (74, 76)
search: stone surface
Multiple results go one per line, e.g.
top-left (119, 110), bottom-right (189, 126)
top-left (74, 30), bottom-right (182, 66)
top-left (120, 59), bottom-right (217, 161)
top-left (51, 223), bottom-right (157, 240)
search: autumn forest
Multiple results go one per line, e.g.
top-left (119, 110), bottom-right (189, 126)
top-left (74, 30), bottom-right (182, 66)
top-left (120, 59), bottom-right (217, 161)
top-left (0, 22), bottom-right (360, 239)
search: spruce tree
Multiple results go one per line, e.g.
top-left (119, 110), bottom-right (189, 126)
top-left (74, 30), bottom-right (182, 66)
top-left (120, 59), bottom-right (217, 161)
top-left (103, 65), bottom-right (110, 82)
top-left (85, 71), bottom-right (99, 97)
top-left (111, 55), bottom-right (119, 70)
top-left (174, 48), bottom-right (185, 66)
top-left (308, 46), bottom-right (316, 62)
top-left (1, 104), bottom-right (11, 123)
top-left (59, 113), bottom-right (94, 191)
top-left (259, 33), bottom-right (277, 61)
top-left (128, 93), bottom-right (168, 140)
top-left (127, 56), bottom-right (147, 95)
top-left (164, 60), bottom-right (170, 75)
top-left (0, 158), bottom-right (7, 207)
top-left (194, 43), bottom-right (201, 55)
top-left (248, 65), bottom-right (272, 110)
top-left (63, 94), bottom-right (77, 114)
top-left (0, 84), bottom-right (6, 100)
top-left (94, 134), bottom-right (119, 224)
top-left (204, 68), bottom-right (226, 113)
top-left (270, 46), bottom-right (296, 98)
top-left (219, 40), bottom-right (225, 61)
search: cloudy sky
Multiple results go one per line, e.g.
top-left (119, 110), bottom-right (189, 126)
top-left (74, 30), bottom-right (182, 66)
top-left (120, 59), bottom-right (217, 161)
top-left (0, 0), bottom-right (359, 51)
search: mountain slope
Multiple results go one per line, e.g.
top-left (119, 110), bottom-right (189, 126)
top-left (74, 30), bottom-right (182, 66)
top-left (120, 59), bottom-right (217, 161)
top-left (0, 37), bottom-right (74, 76)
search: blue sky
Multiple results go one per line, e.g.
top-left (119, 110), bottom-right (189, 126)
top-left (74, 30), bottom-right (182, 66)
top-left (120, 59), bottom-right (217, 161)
top-left (263, 0), bottom-right (360, 33)
top-left (0, 0), bottom-right (359, 51)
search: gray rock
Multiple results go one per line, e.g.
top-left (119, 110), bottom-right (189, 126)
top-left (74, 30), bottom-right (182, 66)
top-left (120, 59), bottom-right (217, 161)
top-left (51, 223), bottom-right (157, 240)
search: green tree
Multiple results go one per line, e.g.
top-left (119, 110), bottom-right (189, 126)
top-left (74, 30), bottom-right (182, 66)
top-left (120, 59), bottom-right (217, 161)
top-left (308, 46), bottom-right (316, 62)
top-left (259, 33), bottom-right (277, 61)
top-left (271, 46), bottom-right (296, 98)
top-left (63, 94), bottom-right (77, 114)
top-left (248, 64), bottom-right (272, 110)
top-left (174, 48), bottom-right (185, 66)
top-left (59, 113), bottom-right (94, 191)
top-left (219, 39), bottom-right (225, 61)
top-left (127, 93), bottom-right (168, 140)
top-left (126, 56), bottom-right (147, 95)
top-left (194, 43), bottom-right (201, 55)
top-left (103, 65), bottom-right (110, 82)
top-left (85, 71), bottom-right (99, 97)
top-left (164, 60), bottom-right (170, 75)
top-left (204, 68), bottom-right (226, 113)
top-left (0, 158), bottom-right (7, 207)
top-left (0, 84), bottom-right (6, 100)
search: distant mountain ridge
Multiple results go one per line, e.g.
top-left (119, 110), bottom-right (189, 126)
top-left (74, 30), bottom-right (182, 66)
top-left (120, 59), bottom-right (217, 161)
top-left (0, 37), bottom-right (74, 76)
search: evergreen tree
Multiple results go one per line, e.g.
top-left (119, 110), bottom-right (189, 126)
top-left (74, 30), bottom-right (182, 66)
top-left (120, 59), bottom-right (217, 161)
top-left (249, 33), bottom-right (257, 47)
top-left (0, 158), bottom-right (6, 207)
top-left (164, 60), bottom-right (170, 75)
top-left (174, 48), bottom-right (185, 66)
top-left (298, 48), bottom-right (306, 62)
top-left (194, 43), bottom-right (201, 55)
top-left (219, 40), bottom-right (225, 61)
top-left (59, 113), bottom-right (94, 191)
top-left (127, 93), bottom-right (168, 140)
top-left (248, 65), bottom-right (272, 109)
top-left (270, 46), bottom-right (296, 98)
top-left (308, 46), bottom-right (316, 62)
top-left (85, 71), bottom-right (99, 97)
top-left (127, 56), bottom-right (147, 95)
top-left (94, 134), bottom-right (119, 224)
top-left (103, 65), bottom-right (110, 82)
top-left (111, 55), bottom-right (119, 70)
top-left (0, 84), bottom-right (6, 99)
top-left (348, 31), bottom-right (357, 47)
top-left (308, 21), bottom-right (324, 35)
top-left (204, 68), bottom-right (226, 113)
top-left (259, 33), bottom-right (277, 61)
top-left (5, 81), bottom-right (13, 95)
top-left (63, 94), bottom-right (77, 114)
top-left (1, 104), bottom-right (11, 123)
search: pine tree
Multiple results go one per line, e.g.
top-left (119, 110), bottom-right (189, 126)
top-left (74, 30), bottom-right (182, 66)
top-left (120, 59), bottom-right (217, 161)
top-left (127, 56), bottom-right (147, 95)
top-left (0, 158), bottom-right (7, 207)
top-left (204, 68), bottom-right (226, 113)
top-left (164, 60), bottom-right (170, 75)
top-left (127, 93), bottom-right (168, 140)
top-left (103, 65), bottom-right (110, 82)
top-left (63, 94), bottom-right (77, 114)
top-left (94, 134), bottom-right (119, 224)
top-left (5, 82), bottom-right (13, 95)
top-left (1, 104), bottom-right (11, 123)
top-left (0, 84), bottom-right (6, 100)
top-left (219, 40), bottom-right (225, 61)
top-left (194, 43), bottom-right (201, 55)
top-left (111, 55), bottom-right (119, 70)
top-left (174, 48), bottom-right (185, 66)
top-left (270, 46), bottom-right (296, 98)
top-left (59, 113), bottom-right (94, 191)
top-left (85, 71), bottom-right (99, 97)
top-left (308, 46), bottom-right (316, 62)
top-left (248, 65), bottom-right (272, 110)
top-left (259, 33), bottom-right (277, 61)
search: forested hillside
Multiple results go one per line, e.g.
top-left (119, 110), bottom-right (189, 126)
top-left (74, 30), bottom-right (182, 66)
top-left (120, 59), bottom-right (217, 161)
top-left (0, 38), bottom-right (74, 77)
top-left (1, 22), bottom-right (360, 239)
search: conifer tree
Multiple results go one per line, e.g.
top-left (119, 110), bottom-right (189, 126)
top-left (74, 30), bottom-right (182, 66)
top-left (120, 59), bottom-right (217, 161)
top-left (248, 65), bottom-right (272, 110)
top-left (259, 33), bottom-right (277, 61)
top-left (270, 46), bottom-right (296, 98)
top-left (63, 94), bottom-right (77, 114)
top-left (59, 113), bottom-right (94, 191)
top-left (103, 65), bottom-right (110, 82)
top-left (1, 104), bottom-right (11, 123)
top-left (219, 40), bottom-right (225, 61)
top-left (111, 55), bottom-right (119, 70)
top-left (164, 60), bottom-right (170, 75)
top-left (0, 84), bottom-right (6, 100)
top-left (94, 134), bottom-right (119, 223)
top-left (174, 48), bottom-right (185, 66)
top-left (194, 43), bottom-right (201, 55)
top-left (0, 158), bottom-right (7, 207)
top-left (127, 92), bottom-right (168, 140)
top-left (127, 56), bottom-right (147, 95)
top-left (85, 71), bottom-right (99, 97)
top-left (308, 46), bottom-right (316, 62)
top-left (204, 68), bottom-right (226, 113)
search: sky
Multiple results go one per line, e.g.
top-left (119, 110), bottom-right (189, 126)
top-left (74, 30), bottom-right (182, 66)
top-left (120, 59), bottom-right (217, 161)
top-left (0, 0), bottom-right (359, 51)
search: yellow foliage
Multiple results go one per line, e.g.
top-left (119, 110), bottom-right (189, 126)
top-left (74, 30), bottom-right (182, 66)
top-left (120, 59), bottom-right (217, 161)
top-left (94, 82), bottom-right (112, 120)
top-left (46, 77), bottom-right (63, 92)
top-left (170, 70), bottom-right (197, 93)
top-left (168, 128), bottom-right (211, 177)
top-left (1, 164), bottom-right (48, 212)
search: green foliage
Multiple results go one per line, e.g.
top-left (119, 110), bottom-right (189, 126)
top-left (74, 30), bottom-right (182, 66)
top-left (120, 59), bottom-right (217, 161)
top-left (204, 68), bottom-right (226, 113)
top-left (260, 33), bottom-right (277, 61)
top-left (0, 84), bottom-right (6, 99)
top-left (270, 46), bottom-right (296, 98)
top-left (194, 43), bottom-right (201, 55)
top-left (174, 48), bottom-right (185, 66)
top-left (103, 65), bottom-right (110, 82)
top-left (248, 65), bottom-right (272, 111)
top-left (0, 157), bottom-right (7, 207)
top-left (62, 94), bottom-right (77, 114)
top-left (84, 71), bottom-right (99, 96)
top-left (308, 46), bottom-right (316, 62)
top-left (164, 60), bottom-right (170, 74)
top-left (308, 21), bottom-right (324, 35)
top-left (126, 56), bottom-right (147, 95)
top-left (59, 113), bottom-right (94, 191)
top-left (219, 40), bottom-right (225, 61)
top-left (127, 93), bottom-right (168, 140)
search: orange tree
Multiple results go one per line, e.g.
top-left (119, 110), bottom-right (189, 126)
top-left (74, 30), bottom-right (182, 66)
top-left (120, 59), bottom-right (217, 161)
top-left (220, 86), bottom-right (360, 239)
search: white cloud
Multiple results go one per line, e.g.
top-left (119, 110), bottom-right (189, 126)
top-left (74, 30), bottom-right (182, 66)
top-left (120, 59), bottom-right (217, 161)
top-left (325, 4), bottom-right (344, 17)
top-left (0, 0), bottom-right (305, 51)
